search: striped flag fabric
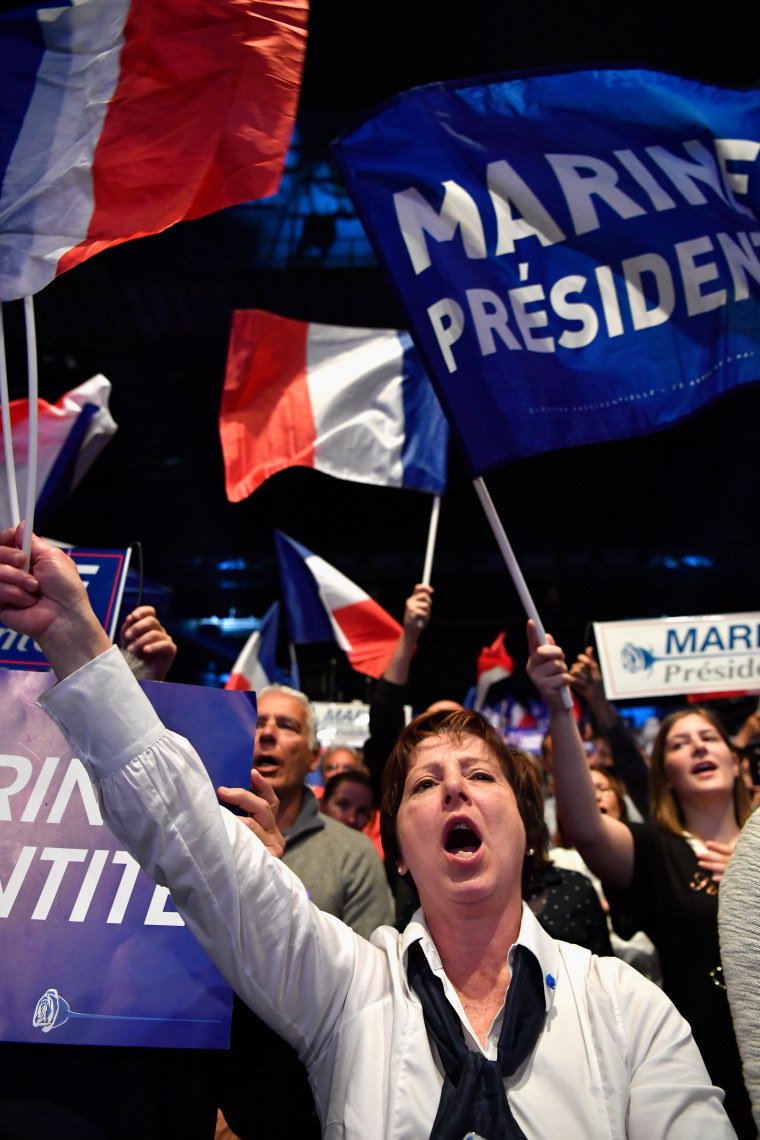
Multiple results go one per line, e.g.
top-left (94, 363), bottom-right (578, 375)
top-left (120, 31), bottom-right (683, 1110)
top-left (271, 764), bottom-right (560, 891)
top-left (0, 375), bottom-right (117, 530)
top-left (220, 309), bottom-right (449, 501)
top-left (0, 0), bottom-right (307, 300)
top-left (474, 631), bottom-right (514, 711)
top-left (275, 531), bottom-right (402, 679)
top-left (225, 601), bottom-right (282, 692)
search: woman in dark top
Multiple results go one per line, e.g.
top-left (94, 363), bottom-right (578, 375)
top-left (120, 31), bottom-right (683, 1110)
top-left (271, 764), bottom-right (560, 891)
top-left (527, 620), bottom-right (755, 1139)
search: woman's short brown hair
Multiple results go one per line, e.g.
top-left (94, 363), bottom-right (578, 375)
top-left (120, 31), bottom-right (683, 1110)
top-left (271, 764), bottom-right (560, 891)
top-left (380, 708), bottom-right (548, 893)
top-left (649, 707), bottom-right (751, 835)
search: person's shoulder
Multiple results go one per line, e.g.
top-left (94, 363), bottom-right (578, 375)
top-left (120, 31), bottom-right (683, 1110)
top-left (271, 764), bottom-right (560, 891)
top-left (627, 819), bottom-right (682, 853)
top-left (560, 941), bottom-right (671, 1020)
top-left (545, 864), bottom-right (595, 890)
top-left (589, 952), bottom-right (698, 1052)
top-left (722, 807), bottom-right (760, 896)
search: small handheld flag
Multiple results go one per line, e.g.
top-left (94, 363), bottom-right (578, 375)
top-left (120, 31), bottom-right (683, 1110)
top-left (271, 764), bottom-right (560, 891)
top-left (225, 602), bottom-right (283, 692)
top-left (275, 532), bottom-right (401, 679)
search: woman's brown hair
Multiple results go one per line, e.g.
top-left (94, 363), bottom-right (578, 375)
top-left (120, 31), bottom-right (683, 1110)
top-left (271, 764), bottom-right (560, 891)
top-left (380, 708), bottom-right (548, 893)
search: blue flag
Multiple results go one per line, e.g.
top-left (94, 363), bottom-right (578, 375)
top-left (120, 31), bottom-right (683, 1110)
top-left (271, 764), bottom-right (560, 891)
top-left (334, 68), bottom-right (760, 475)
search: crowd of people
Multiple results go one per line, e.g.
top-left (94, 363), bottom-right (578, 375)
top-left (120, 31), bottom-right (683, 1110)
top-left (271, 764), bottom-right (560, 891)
top-left (1, 524), bottom-right (759, 1138)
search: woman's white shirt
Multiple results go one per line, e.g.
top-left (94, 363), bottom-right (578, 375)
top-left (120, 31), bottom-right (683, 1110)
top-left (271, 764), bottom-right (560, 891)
top-left (39, 647), bottom-right (734, 1140)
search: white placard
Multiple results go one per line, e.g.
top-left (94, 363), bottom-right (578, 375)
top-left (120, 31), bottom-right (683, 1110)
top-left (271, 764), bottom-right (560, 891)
top-left (312, 701), bottom-right (371, 748)
top-left (594, 613), bottom-right (760, 700)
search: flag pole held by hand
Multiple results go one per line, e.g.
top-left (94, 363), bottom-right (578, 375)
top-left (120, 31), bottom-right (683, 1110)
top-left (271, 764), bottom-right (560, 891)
top-left (417, 494), bottom-right (441, 626)
top-left (472, 476), bottom-right (573, 711)
top-left (21, 296), bottom-right (38, 570)
top-left (421, 494), bottom-right (441, 587)
top-left (0, 305), bottom-right (21, 529)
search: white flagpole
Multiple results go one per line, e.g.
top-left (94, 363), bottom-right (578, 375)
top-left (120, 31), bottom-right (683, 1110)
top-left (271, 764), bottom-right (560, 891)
top-left (288, 640), bottom-right (301, 691)
top-left (416, 493), bottom-right (441, 628)
top-left (472, 476), bottom-right (573, 711)
top-left (22, 295), bottom-right (38, 569)
top-left (421, 493), bottom-right (441, 586)
top-left (0, 304), bottom-right (21, 527)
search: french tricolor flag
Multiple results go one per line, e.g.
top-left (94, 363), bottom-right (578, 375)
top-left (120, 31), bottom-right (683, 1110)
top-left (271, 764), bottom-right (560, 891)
top-left (275, 531), bottom-right (402, 679)
top-left (0, 0), bottom-right (307, 300)
top-left (0, 375), bottom-right (117, 531)
top-left (225, 601), bottom-right (282, 693)
top-left (220, 309), bottom-right (449, 501)
top-left (473, 631), bottom-right (514, 711)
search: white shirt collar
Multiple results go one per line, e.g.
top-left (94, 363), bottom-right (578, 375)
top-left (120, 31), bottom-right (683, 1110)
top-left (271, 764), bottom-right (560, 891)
top-left (400, 901), bottom-right (561, 1015)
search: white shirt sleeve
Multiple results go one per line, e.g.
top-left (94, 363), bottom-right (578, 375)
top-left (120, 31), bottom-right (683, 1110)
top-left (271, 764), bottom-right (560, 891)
top-left (38, 646), bottom-right (377, 1066)
top-left (592, 955), bottom-right (736, 1139)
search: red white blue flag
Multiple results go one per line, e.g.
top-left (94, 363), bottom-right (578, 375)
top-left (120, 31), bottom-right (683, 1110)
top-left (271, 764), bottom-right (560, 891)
top-left (0, 375), bottom-right (116, 531)
top-left (225, 601), bottom-right (283, 692)
top-left (474, 631), bottom-right (514, 711)
top-left (220, 309), bottom-right (449, 501)
top-left (275, 531), bottom-right (401, 679)
top-left (0, 0), bottom-right (307, 300)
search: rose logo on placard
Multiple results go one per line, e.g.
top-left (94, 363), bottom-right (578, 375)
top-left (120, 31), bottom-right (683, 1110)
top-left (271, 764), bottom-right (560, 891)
top-left (32, 987), bottom-right (223, 1035)
top-left (33, 988), bottom-right (70, 1033)
top-left (621, 643), bottom-right (657, 674)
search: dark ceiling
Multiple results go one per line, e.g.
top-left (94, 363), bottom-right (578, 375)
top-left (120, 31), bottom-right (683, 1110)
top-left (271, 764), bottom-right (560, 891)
top-left (5, 1), bottom-right (760, 707)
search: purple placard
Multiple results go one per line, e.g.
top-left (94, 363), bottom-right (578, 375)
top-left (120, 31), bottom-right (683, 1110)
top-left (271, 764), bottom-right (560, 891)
top-left (0, 669), bottom-right (257, 1049)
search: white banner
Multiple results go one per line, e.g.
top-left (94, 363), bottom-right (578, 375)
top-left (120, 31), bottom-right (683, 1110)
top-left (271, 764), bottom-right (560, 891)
top-left (594, 613), bottom-right (760, 700)
top-left (313, 701), bottom-right (371, 749)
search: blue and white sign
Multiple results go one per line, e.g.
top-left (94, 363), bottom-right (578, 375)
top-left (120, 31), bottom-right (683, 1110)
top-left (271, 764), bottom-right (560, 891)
top-left (0, 547), bottom-right (130, 669)
top-left (334, 69), bottom-right (760, 475)
top-left (594, 613), bottom-right (760, 699)
top-left (0, 671), bottom-right (257, 1048)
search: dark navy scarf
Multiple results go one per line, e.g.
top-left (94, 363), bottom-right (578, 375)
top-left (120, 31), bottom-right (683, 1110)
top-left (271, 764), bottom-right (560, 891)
top-left (406, 941), bottom-right (546, 1140)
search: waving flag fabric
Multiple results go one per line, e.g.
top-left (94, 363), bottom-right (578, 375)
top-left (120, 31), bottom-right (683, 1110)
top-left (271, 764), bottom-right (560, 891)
top-left (334, 69), bottom-right (760, 475)
top-left (0, 0), bottom-right (308, 300)
top-left (474, 631), bottom-right (514, 711)
top-left (0, 375), bottom-right (116, 530)
top-left (225, 601), bottom-right (282, 692)
top-left (220, 309), bottom-right (449, 501)
top-left (275, 531), bottom-right (401, 678)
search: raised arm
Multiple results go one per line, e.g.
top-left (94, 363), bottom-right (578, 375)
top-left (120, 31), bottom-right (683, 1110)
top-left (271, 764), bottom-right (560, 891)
top-left (364, 583), bottom-right (433, 796)
top-left (526, 620), bottom-right (634, 888)
top-left (382, 583), bottom-right (432, 686)
top-left (569, 645), bottom-right (651, 819)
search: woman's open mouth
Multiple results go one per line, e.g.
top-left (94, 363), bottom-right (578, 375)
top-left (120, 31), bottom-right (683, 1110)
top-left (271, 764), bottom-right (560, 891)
top-left (443, 820), bottom-right (482, 858)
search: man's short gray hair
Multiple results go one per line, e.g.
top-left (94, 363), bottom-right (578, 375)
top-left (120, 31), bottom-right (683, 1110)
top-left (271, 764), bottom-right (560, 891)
top-left (258, 684), bottom-right (318, 749)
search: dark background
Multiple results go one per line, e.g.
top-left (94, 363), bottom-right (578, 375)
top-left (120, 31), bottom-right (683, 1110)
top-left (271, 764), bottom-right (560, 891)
top-left (5, 1), bottom-right (760, 711)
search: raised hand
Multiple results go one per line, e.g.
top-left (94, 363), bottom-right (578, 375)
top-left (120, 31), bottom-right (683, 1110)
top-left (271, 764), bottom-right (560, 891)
top-left (120, 605), bottom-right (177, 681)
top-left (403, 583), bottom-right (433, 634)
top-left (0, 525), bottom-right (110, 677)
top-left (525, 619), bottom-right (571, 712)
